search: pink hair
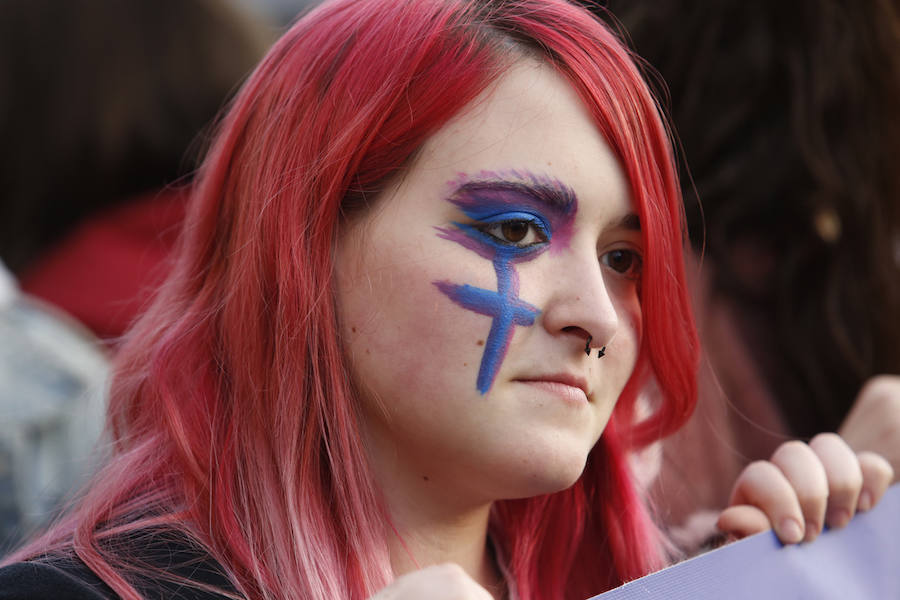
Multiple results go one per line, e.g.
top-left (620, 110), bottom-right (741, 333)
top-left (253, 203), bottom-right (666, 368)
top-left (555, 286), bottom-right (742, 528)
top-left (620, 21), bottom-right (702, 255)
top-left (6, 1), bottom-right (697, 598)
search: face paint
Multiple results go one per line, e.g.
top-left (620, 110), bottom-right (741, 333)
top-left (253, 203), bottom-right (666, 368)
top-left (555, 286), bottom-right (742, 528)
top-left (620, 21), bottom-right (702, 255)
top-left (433, 170), bottom-right (578, 394)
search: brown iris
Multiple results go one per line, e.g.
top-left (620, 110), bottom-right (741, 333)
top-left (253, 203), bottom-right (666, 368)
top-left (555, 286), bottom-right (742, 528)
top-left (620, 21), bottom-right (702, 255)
top-left (501, 221), bottom-right (529, 243)
top-left (605, 249), bottom-right (641, 276)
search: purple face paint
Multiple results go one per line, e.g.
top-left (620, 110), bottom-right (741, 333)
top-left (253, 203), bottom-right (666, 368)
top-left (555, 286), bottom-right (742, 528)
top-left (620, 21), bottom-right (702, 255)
top-left (433, 170), bottom-right (578, 394)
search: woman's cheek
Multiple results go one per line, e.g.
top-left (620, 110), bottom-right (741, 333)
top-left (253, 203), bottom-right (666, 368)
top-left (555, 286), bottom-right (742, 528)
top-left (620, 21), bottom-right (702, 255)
top-left (613, 291), bottom-right (643, 390)
top-left (339, 244), bottom-right (494, 401)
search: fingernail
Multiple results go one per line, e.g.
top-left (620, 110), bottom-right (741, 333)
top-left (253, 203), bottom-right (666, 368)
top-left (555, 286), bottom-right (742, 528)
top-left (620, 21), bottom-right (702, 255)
top-left (779, 518), bottom-right (804, 544)
top-left (803, 520), bottom-right (819, 543)
top-left (858, 490), bottom-right (873, 512)
top-left (826, 508), bottom-right (851, 529)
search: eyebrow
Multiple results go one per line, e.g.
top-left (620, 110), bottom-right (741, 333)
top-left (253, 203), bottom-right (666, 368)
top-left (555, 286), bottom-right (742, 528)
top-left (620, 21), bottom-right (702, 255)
top-left (449, 176), bottom-right (578, 221)
top-left (611, 212), bottom-right (641, 232)
top-left (451, 179), bottom-right (640, 233)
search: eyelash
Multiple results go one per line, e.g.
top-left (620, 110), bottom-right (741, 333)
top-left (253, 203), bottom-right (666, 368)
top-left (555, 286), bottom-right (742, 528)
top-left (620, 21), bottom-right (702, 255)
top-left (601, 248), bottom-right (643, 280)
top-left (461, 212), bottom-right (641, 279)
top-left (474, 214), bottom-right (550, 249)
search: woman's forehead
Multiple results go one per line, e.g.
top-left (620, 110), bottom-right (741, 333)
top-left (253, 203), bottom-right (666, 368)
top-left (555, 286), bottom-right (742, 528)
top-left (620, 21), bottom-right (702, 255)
top-left (396, 60), bottom-right (634, 227)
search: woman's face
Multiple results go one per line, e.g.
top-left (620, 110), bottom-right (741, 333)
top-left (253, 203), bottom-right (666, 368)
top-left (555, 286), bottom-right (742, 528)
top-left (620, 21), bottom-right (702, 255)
top-left (335, 60), bottom-right (642, 507)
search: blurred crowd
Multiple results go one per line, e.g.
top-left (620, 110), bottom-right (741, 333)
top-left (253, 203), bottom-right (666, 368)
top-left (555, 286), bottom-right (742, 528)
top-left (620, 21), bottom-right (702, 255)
top-left (0, 0), bottom-right (283, 551)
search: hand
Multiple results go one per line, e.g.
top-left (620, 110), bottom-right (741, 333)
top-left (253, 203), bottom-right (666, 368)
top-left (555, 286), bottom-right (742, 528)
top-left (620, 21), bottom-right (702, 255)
top-left (839, 375), bottom-right (900, 484)
top-left (717, 433), bottom-right (893, 544)
top-left (368, 564), bottom-right (494, 600)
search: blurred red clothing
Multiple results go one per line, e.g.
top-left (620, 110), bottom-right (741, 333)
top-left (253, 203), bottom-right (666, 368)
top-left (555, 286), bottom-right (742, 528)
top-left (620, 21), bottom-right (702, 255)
top-left (20, 188), bottom-right (187, 342)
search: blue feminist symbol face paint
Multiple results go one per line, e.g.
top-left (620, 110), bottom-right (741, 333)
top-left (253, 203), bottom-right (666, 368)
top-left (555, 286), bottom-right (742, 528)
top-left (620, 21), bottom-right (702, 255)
top-left (433, 170), bottom-right (578, 394)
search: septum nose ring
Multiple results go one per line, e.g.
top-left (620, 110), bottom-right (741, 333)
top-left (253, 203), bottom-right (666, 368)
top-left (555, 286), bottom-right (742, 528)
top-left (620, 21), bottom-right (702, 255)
top-left (584, 336), bottom-right (607, 358)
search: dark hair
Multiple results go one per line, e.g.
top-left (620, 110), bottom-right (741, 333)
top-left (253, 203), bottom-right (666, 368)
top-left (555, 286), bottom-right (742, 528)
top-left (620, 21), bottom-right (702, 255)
top-left (0, 0), bottom-right (269, 272)
top-left (600, 0), bottom-right (900, 436)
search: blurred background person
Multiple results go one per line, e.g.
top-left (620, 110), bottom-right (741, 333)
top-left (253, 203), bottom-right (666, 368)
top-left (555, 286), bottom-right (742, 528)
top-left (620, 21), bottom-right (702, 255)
top-left (0, 0), bottom-right (270, 550)
top-left (590, 0), bottom-right (900, 549)
top-left (0, 260), bottom-right (107, 553)
top-left (0, 0), bottom-right (271, 341)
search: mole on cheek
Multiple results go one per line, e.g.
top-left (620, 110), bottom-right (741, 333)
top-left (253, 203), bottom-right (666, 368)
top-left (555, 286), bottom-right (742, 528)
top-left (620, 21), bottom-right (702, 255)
top-left (476, 339), bottom-right (484, 346)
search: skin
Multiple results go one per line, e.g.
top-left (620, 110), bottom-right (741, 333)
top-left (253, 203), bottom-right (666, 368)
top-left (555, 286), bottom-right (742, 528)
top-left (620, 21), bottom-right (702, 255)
top-left (719, 433), bottom-right (892, 544)
top-left (840, 375), bottom-right (900, 486)
top-left (334, 59), bottom-right (894, 599)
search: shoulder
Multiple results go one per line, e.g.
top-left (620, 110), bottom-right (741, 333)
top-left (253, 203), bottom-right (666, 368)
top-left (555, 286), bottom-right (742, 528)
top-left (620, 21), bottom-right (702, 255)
top-left (0, 528), bottom-right (239, 600)
top-left (0, 560), bottom-right (110, 599)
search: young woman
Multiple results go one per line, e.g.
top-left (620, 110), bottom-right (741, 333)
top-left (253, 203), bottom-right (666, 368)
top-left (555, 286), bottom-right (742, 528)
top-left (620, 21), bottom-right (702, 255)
top-left (0, 1), bottom-right (891, 599)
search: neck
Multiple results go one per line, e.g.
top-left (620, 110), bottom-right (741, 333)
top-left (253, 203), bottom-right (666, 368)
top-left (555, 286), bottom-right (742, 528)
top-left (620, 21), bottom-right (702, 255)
top-left (364, 424), bottom-right (507, 598)
top-left (384, 490), bottom-right (505, 599)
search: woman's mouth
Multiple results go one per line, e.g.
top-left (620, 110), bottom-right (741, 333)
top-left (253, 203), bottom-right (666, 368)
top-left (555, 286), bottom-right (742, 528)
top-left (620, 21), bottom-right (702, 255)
top-left (514, 373), bottom-right (590, 404)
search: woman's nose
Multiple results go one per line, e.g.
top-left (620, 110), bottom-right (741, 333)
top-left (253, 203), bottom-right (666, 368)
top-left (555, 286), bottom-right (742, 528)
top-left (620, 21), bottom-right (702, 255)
top-left (540, 258), bottom-right (619, 351)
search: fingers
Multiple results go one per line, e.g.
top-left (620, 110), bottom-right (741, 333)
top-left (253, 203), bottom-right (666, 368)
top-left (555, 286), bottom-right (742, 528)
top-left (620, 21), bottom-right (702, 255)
top-left (770, 441), bottom-right (828, 541)
top-left (856, 451), bottom-right (893, 512)
top-left (726, 460), bottom-right (806, 543)
top-left (722, 434), bottom-right (894, 546)
top-left (839, 375), bottom-right (900, 484)
top-left (808, 433), bottom-right (862, 529)
top-left (716, 504), bottom-right (771, 540)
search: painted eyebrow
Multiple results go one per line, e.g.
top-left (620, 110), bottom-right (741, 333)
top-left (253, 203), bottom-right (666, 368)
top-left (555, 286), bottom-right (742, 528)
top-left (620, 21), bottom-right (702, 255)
top-left (450, 178), bottom-right (578, 218)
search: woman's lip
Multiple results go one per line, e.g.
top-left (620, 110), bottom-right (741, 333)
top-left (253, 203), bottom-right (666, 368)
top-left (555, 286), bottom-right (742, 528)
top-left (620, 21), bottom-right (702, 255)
top-left (515, 375), bottom-right (590, 402)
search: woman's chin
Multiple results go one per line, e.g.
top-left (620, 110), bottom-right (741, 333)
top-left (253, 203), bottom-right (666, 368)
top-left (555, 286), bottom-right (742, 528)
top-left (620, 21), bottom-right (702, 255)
top-left (491, 448), bottom-right (591, 500)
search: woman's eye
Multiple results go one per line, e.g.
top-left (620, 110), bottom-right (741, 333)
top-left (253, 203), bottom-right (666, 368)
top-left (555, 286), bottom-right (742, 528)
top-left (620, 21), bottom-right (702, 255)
top-left (479, 219), bottom-right (548, 247)
top-left (602, 248), bottom-right (643, 279)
